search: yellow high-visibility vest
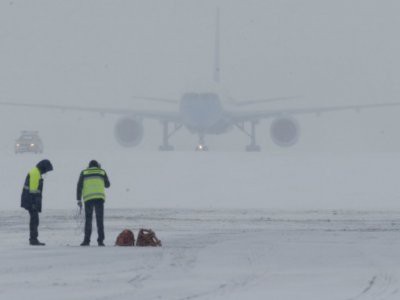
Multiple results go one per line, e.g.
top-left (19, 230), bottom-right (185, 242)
top-left (82, 168), bottom-right (106, 202)
top-left (28, 167), bottom-right (41, 194)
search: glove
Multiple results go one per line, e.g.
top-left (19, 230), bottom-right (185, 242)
top-left (77, 200), bottom-right (82, 209)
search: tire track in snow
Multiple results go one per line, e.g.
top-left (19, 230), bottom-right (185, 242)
top-left (175, 230), bottom-right (272, 300)
top-left (347, 273), bottom-right (399, 300)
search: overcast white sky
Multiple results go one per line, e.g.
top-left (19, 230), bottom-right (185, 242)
top-left (1, 0), bottom-right (400, 152)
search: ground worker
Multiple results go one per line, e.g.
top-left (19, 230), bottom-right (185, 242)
top-left (21, 159), bottom-right (53, 246)
top-left (76, 160), bottom-right (110, 246)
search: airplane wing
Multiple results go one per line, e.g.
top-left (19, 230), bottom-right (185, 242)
top-left (228, 96), bottom-right (300, 106)
top-left (131, 96), bottom-right (180, 104)
top-left (227, 102), bottom-right (400, 123)
top-left (0, 101), bottom-right (181, 123)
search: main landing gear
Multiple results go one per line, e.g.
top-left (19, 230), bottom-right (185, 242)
top-left (159, 121), bottom-right (182, 151)
top-left (235, 121), bottom-right (261, 152)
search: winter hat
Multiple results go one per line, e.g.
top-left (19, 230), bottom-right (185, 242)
top-left (36, 159), bottom-right (53, 174)
top-left (89, 160), bottom-right (100, 168)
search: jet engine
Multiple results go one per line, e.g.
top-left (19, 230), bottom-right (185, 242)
top-left (114, 117), bottom-right (144, 147)
top-left (270, 117), bottom-right (300, 147)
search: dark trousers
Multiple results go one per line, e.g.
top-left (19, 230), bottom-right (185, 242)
top-left (28, 209), bottom-right (39, 241)
top-left (84, 200), bottom-right (104, 243)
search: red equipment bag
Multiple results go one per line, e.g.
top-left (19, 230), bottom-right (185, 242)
top-left (115, 229), bottom-right (135, 246)
top-left (136, 229), bottom-right (162, 247)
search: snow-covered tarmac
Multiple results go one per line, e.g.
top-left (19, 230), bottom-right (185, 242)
top-left (1, 208), bottom-right (399, 300)
top-left (1, 150), bottom-right (400, 299)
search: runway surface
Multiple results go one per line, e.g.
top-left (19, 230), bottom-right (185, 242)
top-left (1, 209), bottom-right (399, 300)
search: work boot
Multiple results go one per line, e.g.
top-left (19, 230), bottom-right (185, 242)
top-left (80, 240), bottom-right (90, 246)
top-left (98, 241), bottom-right (105, 247)
top-left (30, 239), bottom-right (45, 246)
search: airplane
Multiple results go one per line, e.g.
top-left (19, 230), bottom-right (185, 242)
top-left (1, 9), bottom-right (400, 152)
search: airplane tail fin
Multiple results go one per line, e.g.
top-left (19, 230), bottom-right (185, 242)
top-left (213, 7), bottom-right (220, 84)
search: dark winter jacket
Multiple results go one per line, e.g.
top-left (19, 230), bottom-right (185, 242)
top-left (21, 160), bottom-right (53, 212)
top-left (76, 160), bottom-right (110, 201)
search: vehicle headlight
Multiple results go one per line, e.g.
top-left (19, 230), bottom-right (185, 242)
top-left (30, 143), bottom-right (35, 147)
top-left (16, 144), bottom-right (20, 147)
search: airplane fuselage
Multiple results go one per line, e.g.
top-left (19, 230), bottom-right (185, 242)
top-left (179, 92), bottom-right (231, 135)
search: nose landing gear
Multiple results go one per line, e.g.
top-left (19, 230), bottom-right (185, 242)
top-left (195, 134), bottom-right (208, 151)
top-left (195, 144), bottom-right (208, 151)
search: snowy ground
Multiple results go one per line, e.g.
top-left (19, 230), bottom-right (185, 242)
top-left (1, 150), bottom-right (400, 299)
top-left (1, 208), bottom-right (400, 300)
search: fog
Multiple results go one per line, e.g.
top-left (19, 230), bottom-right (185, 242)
top-left (1, 1), bottom-right (400, 210)
top-left (2, 3), bottom-right (400, 299)
top-left (1, 0), bottom-right (400, 152)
